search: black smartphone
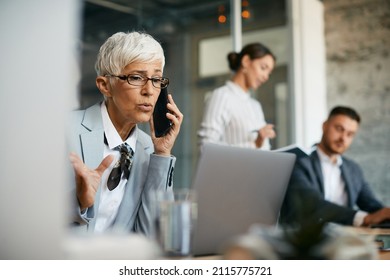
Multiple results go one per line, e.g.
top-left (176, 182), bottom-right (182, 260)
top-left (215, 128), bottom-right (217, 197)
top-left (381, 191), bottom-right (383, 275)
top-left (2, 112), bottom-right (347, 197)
top-left (153, 87), bottom-right (172, 137)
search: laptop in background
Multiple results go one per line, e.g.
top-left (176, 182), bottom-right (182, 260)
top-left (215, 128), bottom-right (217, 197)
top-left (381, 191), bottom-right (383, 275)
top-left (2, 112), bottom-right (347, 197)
top-left (190, 143), bottom-right (296, 257)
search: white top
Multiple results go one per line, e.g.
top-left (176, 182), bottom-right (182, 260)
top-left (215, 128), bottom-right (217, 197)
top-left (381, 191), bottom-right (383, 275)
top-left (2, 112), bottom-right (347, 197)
top-left (94, 102), bottom-right (137, 233)
top-left (198, 81), bottom-right (270, 150)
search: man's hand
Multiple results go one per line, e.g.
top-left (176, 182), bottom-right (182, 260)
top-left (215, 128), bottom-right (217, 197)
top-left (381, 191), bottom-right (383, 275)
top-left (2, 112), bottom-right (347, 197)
top-left (69, 152), bottom-right (114, 211)
top-left (362, 207), bottom-right (390, 226)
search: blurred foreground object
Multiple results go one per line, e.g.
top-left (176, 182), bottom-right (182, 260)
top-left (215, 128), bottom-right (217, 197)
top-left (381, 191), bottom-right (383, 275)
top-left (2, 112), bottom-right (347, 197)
top-left (64, 233), bottom-right (161, 259)
top-left (222, 223), bottom-right (378, 260)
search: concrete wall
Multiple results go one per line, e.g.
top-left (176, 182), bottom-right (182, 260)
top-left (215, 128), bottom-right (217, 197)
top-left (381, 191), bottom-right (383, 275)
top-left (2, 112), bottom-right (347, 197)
top-left (324, 0), bottom-right (390, 205)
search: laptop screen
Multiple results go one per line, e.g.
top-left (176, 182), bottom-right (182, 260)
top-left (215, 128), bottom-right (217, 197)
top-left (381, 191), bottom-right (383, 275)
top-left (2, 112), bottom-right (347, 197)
top-left (190, 143), bottom-right (296, 256)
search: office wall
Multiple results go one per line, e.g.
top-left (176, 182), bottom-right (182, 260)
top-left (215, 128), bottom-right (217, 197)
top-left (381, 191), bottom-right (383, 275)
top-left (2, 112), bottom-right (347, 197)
top-left (324, 0), bottom-right (390, 204)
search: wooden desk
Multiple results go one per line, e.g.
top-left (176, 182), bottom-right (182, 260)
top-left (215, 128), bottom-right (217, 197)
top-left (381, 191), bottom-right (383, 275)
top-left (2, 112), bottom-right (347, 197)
top-left (378, 250), bottom-right (390, 260)
top-left (343, 226), bottom-right (390, 260)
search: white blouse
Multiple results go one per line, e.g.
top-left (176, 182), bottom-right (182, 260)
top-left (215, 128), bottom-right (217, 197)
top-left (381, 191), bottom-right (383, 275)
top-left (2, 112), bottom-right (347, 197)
top-left (198, 81), bottom-right (270, 150)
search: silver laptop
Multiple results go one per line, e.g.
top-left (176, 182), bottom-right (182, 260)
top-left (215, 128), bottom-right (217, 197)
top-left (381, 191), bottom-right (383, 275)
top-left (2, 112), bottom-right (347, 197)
top-left (190, 142), bottom-right (296, 256)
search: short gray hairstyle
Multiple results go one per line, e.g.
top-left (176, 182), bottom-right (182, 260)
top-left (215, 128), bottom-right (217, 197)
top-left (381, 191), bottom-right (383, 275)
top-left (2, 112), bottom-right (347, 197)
top-left (95, 31), bottom-right (165, 76)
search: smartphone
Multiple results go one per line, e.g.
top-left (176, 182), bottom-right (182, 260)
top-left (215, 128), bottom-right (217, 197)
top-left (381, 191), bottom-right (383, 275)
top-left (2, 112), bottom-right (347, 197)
top-left (153, 87), bottom-right (172, 137)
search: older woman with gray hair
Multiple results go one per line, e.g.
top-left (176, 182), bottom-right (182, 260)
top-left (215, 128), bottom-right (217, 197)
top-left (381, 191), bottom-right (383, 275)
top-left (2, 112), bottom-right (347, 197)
top-left (67, 31), bottom-right (183, 236)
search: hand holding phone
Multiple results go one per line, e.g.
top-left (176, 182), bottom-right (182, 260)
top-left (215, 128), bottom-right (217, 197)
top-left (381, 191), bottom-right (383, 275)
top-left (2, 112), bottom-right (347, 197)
top-left (153, 87), bottom-right (172, 137)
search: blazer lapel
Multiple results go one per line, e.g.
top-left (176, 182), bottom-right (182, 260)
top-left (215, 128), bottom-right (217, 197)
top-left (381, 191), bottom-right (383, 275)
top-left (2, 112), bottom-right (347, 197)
top-left (79, 103), bottom-right (105, 232)
top-left (79, 103), bottom-right (105, 168)
top-left (311, 151), bottom-right (325, 194)
top-left (340, 162), bottom-right (354, 208)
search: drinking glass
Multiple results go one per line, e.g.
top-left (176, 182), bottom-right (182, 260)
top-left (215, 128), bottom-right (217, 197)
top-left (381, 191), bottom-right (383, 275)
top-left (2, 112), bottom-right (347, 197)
top-left (151, 188), bottom-right (197, 258)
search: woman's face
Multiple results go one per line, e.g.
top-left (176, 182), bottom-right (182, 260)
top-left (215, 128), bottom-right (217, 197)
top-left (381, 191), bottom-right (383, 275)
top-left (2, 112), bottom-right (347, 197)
top-left (103, 61), bottom-right (163, 128)
top-left (244, 54), bottom-right (275, 90)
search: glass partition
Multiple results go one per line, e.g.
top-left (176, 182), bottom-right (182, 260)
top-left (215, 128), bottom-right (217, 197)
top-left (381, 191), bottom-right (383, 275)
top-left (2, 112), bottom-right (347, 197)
top-left (80, 0), bottom-right (290, 187)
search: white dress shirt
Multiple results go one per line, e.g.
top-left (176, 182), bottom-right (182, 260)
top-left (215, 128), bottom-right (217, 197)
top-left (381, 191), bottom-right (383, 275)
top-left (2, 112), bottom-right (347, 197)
top-left (94, 102), bottom-right (137, 233)
top-left (198, 81), bottom-right (270, 150)
top-left (317, 148), bottom-right (347, 206)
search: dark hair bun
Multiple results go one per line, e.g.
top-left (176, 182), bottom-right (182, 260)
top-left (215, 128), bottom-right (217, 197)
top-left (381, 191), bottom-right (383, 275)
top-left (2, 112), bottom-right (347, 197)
top-left (226, 43), bottom-right (276, 73)
top-left (227, 52), bottom-right (240, 71)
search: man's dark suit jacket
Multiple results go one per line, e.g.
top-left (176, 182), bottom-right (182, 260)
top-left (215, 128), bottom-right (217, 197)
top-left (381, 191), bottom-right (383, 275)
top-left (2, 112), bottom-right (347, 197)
top-left (280, 149), bottom-right (383, 226)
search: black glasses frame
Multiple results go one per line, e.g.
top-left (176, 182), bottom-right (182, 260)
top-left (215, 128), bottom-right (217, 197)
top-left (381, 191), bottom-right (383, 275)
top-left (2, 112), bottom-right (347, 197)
top-left (106, 74), bottom-right (169, 89)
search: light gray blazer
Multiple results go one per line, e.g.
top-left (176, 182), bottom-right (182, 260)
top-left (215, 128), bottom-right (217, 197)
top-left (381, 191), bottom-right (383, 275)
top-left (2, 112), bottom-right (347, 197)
top-left (66, 103), bottom-right (175, 235)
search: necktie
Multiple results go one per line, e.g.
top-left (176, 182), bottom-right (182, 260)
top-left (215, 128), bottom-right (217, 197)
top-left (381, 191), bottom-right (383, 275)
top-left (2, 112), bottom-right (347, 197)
top-left (107, 143), bottom-right (134, 191)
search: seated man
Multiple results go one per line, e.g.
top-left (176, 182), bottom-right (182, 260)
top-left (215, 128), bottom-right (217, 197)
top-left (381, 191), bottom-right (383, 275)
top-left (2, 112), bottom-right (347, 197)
top-left (280, 106), bottom-right (390, 227)
top-left (67, 31), bottom-right (183, 236)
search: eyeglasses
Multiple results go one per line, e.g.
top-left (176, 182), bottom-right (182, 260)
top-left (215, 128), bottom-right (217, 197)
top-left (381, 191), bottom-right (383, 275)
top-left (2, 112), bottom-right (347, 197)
top-left (106, 74), bottom-right (169, 89)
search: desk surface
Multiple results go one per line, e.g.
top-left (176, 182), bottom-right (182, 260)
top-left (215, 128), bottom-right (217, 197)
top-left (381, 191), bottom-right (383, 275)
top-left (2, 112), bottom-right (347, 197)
top-left (343, 226), bottom-right (390, 260)
top-left (195, 226), bottom-right (390, 260)
top-left (344, 226), bottom-right (390, 235)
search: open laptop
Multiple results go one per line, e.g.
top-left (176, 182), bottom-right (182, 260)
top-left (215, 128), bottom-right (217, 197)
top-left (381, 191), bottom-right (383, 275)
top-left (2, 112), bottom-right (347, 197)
top-left (190, 142), bottom-right (296, 257)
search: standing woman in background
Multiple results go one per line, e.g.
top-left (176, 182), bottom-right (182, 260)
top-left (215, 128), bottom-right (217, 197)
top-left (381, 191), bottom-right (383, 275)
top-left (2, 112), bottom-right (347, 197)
top-left (198, 43), bottom-right (276, 149)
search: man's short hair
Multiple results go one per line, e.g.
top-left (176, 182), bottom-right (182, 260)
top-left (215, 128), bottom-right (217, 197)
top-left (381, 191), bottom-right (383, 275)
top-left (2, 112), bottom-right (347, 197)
top-left (328, 106), bottom-right (361, 124)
